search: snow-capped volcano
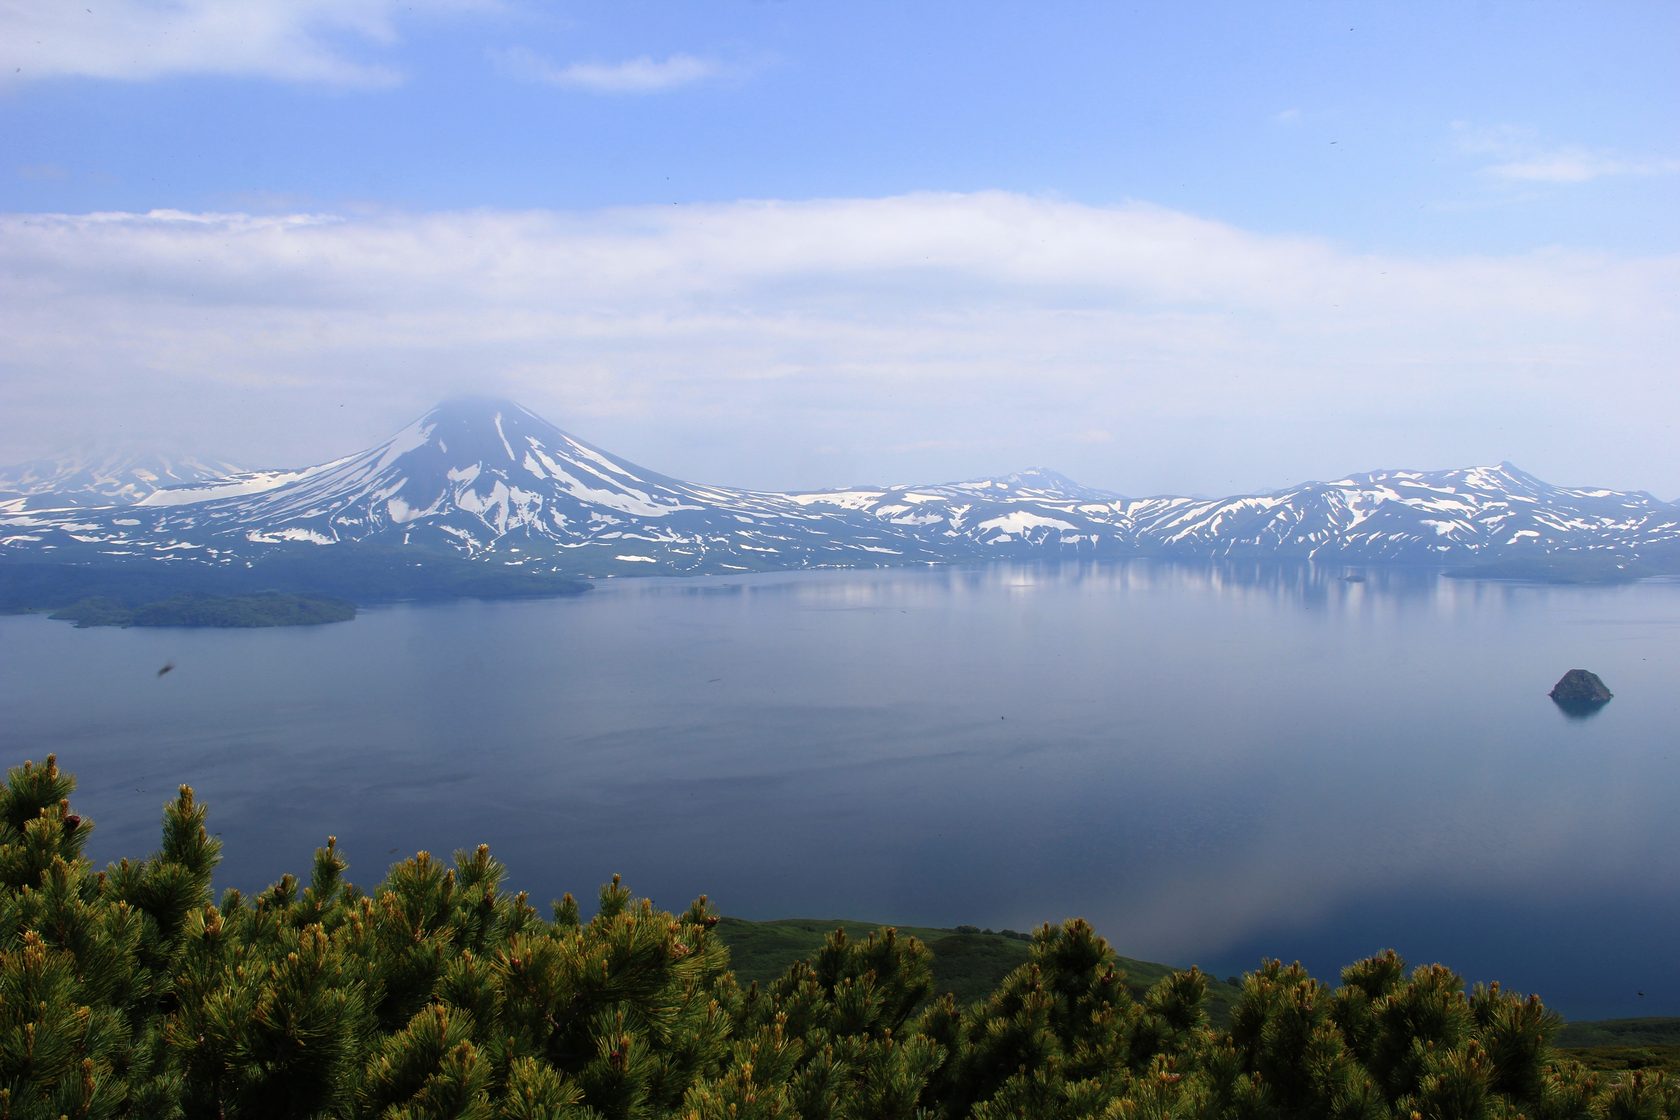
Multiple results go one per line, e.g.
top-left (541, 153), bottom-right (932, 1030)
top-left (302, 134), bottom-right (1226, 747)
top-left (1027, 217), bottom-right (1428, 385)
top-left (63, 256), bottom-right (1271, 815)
top-left (2, 398), bottom-right (1676, 581)
top-left (10, 398), bottom-right (930, 573)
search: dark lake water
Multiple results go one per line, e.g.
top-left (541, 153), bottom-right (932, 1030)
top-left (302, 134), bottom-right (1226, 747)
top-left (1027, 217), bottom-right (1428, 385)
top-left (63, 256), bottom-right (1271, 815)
top-left (2, 561), bottom-right (1676, 1020)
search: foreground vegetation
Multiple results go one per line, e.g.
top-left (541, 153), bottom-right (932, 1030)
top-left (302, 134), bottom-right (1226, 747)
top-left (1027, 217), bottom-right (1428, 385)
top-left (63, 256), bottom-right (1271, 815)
top-left (3, 758), bottom-right (1675, 1119)
top-left (715, 918), bottom-right (1246, 1023)
top-left (719, 921), bottom-right (1680, 1079)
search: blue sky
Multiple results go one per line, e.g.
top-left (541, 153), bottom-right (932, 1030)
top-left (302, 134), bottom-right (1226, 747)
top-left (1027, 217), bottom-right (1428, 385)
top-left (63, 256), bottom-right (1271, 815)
top-left (3, 1), bottom-right (1677, 495)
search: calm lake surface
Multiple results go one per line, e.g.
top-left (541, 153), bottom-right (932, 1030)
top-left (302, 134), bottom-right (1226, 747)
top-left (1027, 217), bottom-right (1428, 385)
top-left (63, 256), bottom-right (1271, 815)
top-left (2, 561), bottom-right (1676, 1019)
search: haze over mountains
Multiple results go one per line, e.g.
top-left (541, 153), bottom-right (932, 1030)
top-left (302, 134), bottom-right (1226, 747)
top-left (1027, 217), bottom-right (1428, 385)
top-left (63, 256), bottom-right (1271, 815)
top-left (2, 397), bottom-right (1677, 584)
top-left (0, 452), bottom-right (245, 510)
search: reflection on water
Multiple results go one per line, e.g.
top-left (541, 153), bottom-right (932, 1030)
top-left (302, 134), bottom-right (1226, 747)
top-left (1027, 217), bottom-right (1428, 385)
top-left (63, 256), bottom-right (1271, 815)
top-left (1552, 699), bottom-right (1611, 721)
top-left (1, 561), bottom-right (1675, 1019)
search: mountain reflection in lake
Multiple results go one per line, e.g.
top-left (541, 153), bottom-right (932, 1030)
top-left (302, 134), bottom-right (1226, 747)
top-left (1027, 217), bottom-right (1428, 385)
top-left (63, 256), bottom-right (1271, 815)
top-left (2, 561), bottom-right (1675, 1020)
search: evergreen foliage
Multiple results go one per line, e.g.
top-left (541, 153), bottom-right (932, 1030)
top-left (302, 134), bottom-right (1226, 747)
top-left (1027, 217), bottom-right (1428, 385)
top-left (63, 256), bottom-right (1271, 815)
top-left (714, 919), bottom-right (1244, 1022)
top-left (2, 756), bottom-right (1675, 1119)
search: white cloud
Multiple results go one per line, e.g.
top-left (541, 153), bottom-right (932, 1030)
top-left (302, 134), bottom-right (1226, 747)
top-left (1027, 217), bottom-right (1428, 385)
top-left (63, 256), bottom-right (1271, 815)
top-left (1450, 120), bottom-right (1536, 158)
top-left (492, 46), bottom-right (721, 93)
top-left (0, 0), bottom-right (475, 85)
top-left (1485, 151), bottom-right (1680, 184)
top-left (1453, 122), bottom-right (1680, 185)
top-left (0, 194), bottom-right (1675, 494)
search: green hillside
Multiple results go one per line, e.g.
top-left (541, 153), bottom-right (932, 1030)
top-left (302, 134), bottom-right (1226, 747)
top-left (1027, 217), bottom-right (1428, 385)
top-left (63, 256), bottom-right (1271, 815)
top-left (1556, 1018), bottom-right (1680, 1074)
top-left (718, 916), bottom-right (1244, 1022)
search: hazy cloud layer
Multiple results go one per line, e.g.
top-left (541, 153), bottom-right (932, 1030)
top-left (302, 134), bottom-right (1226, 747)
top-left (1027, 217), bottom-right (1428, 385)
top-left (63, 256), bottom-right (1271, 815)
top-left (492, 46), bottom-right (722, 93)
top-left (0, 0), bottom-right (474, 85)
top-left (1487, 152), bottom-right (1680, 185)
top-left (1454, 122), bottom-right (1680, 186)
top-left (2, 194), bottom-right (1675, 495)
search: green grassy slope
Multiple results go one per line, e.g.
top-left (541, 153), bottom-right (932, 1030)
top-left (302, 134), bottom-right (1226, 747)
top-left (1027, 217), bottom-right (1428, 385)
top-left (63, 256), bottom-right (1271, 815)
top-left (717, 916), bottom-right (1244, 1021)
top-left (1558, 1018), bottom-right (1680, 1047)
top-left (1556, 1017), bottom-right (1680, 1073)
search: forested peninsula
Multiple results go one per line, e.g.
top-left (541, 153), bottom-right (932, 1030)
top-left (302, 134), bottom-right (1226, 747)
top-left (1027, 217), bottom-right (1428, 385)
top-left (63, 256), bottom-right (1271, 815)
top-left (46, 591), bottom-right (356, 629)
top-left (2, 756), bottom-right (1675, 1119)
top-left (0, 549), bottom-right (589, 629)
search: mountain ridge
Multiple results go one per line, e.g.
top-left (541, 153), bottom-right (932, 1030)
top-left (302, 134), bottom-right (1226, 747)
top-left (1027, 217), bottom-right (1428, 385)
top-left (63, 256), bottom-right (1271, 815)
top-left (0, 451), bottom-right (246, 510)
top-left (3, 398), bottom-right (1677, 587)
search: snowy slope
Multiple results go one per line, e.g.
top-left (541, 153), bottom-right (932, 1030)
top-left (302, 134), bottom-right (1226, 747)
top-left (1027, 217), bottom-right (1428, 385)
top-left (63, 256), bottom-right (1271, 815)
top-left (0, 452), bottom-right (245, 509)
top-left (791, 462), bottom-right (1680, 564)
top-left (789, 469), bottom-right (1128, 554)
top-left (1114, 463), bottom-right (1680, 562)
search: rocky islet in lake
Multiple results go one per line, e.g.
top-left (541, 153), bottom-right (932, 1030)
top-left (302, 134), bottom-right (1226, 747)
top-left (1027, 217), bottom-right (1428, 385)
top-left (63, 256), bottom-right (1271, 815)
top-left (1550, 668), bottom-right (1613, 712)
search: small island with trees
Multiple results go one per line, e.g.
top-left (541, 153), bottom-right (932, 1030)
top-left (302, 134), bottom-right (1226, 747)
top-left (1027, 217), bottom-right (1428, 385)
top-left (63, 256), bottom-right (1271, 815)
top-left (47, 591), bottom-right (357, 628)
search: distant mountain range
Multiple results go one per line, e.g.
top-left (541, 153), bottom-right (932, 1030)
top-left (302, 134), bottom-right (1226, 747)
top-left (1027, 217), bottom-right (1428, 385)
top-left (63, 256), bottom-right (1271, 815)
top-left (3, 398), bottom-right (1678, 596)
top-left (0, 452), bottom-right (245, 509)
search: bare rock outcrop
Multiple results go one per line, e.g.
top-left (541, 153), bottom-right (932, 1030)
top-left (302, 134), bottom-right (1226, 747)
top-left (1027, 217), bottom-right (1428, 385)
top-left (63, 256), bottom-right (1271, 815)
top-left (1550, 669), bottom-right (1612, 711)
